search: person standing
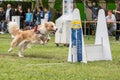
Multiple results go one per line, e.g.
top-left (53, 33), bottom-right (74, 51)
top-left (5, 4), bottom-right (15, 22)
top-left (39, 7), bottom-right (44, 24)
top-left (0, 7), bottom-right (6, 34)
top-left (114, 1), bottom-right (120, 41)
top-left (35, 9), bottom-right (41, 26)
top-left (32, 7), bottom-right (37, 26)
top-left (85, 1), bottom-right (101, 35)
top-left (85, 1), bottom-right (101, 20)
top-left (25, 8), bottom-right (33, 30)
top-left (44, 7), bottom-right (51, 22)
top-left (16, 5), bottom-right (25, 29)
top-left (106, 10), bottom-right (116, 36)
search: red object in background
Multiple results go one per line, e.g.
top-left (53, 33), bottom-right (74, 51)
top-left (34, 26), bottom-right (37, 32)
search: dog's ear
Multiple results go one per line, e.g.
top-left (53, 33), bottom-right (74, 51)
top-left (45, 23), bottom-right (48, 28)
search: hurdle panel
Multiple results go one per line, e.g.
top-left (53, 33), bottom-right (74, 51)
top-left (85, 44), bottom-right (104, 61)
top-left (68, 9), bottom-right (112, 63)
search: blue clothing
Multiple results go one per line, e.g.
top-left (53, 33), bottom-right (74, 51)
top-left (35, 13), bottom-right (41, 25)
top-left (44, 11), bottom-right (51, 21)
top-left (48, 11), bottom-right (51, 21)
top-left (25, 12), bottom-right (33, 22)
top-left (39, 11), bottom-right (44, 19)
top-left (0, 21), bottom-right (6, 32)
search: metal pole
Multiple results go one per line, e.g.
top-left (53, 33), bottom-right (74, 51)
top-left (83, 0), bottom-right (87, 36)
top-left (80, 0), bottom-right (87, 36)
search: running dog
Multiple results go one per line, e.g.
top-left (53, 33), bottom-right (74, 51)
top-left (8, 21), bottom-right (57, 57)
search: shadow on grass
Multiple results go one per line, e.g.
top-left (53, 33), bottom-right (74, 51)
top-left (24, 54), bottom-right (56, 59)
top-left (0, 53), bottom-right (61, 60)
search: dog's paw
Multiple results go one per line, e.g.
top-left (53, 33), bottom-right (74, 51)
top-left (18, 51), bottom-right (24, 57)
top-left (40, 40), bottom-right (44, 45)
top-left (44, 39), bottom-right (50, 44)
top-left (8, 48), bottom-right (12, 53)
top-left (18, 54), bottom-right (24, 58)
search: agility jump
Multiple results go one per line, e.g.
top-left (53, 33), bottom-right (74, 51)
top-left (55, 0), bottom-right (112, 63)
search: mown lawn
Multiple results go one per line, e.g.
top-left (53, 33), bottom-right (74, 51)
top-left (0, 34), bottom-right (120, 80)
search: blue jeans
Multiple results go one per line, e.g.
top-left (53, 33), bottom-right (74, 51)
top-left (0, 21), bottom-right (6, 32)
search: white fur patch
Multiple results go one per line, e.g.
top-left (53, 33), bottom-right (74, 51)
top-left (8, 22), bottom-right (18, 28)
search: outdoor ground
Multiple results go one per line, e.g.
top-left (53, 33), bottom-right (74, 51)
top-left (0, 33), bottom-right (120, 80)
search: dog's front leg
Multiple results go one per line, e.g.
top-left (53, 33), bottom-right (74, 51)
top-left (44, 35), bottom-right (51, 44)
top-left (8, 36), bottom-right (22, 53)
top-left (18, 45), bottom-right (25, 57)
top-left (8, 38), bottom-right (18, 53)
top-left (18, 45), bottom-right (26, 57)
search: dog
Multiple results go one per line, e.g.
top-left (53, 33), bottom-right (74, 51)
top-left (8, 21), bottom-right (57, 57)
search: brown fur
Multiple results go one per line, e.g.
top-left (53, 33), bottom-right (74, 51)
top-left (8, 21), bottom-right (56, 57)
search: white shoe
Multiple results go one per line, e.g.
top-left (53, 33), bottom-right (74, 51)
top-left (0, 31), bottom-right (4, 34)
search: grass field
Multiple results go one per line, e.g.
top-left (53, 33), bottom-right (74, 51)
top-left (0, 33), bottom-right (120, 80)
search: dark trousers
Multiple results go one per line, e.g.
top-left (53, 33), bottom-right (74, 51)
top-left (115, 20), bottom-right (120, 40)
top-left (20, 21), bottom-right (24, 29)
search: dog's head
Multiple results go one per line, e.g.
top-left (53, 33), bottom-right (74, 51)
top-left (44, 22), bottom-right (57, 32)
top-left (37, 22), bottom-right (57, 35)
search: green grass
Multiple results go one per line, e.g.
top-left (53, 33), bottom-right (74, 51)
top-left (0, 34), bottom-right (120, 80)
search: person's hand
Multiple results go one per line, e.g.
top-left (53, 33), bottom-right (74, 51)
top-left (113, 10), bottom-right (120, 14)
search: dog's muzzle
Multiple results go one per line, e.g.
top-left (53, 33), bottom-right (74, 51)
top-left (54, 27), bottom-right (58, 32)
top-left (50, 27), bottom-right (58, 34)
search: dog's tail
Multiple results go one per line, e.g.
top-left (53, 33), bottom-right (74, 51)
top-left (7, 22), bottom-right (20, 36)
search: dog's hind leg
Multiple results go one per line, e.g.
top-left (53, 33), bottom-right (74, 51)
top-left (18, 40), bottom-right (30, 57)
top-left (18, 44), bottom-right (26, 57)
top-left (18, 50), bottom-right (24, 57)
